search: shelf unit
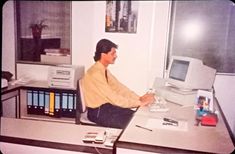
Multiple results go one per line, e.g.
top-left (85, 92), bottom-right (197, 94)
top-left (19, 81), bottom-right (79, 123)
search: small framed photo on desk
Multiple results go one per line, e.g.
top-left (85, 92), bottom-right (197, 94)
top-left (196, 90), bottom-right (213, 114)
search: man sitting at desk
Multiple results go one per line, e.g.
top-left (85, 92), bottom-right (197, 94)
top-left (81, 39), bottom-right (155, 129)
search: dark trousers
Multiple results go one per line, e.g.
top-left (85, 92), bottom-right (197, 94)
top-left (87, 103), bottom-right (135, 129)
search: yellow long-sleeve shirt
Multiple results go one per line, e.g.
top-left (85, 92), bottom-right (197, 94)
top-left (81, 61), bottom-right (141, 108)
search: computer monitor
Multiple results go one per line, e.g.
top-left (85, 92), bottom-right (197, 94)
top-left (153, 56), bottom-right (217, 106)
top-left (166, 56), bottom-right (216, 92)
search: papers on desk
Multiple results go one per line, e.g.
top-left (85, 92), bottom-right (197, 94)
top-left (9, 77), bottom-right (32, 85)
top-left (144, 118), bottom-right (188, 131)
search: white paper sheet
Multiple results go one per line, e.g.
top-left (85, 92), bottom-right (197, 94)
top-left (145, 118), bottom-right (188, 131)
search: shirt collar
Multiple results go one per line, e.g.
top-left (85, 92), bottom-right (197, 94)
top-left (95, 61), bottom-right (107, 70)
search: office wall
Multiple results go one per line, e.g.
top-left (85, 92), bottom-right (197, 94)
top-left (2, 1), bottom-right (235, 140)
top-left (2, 0), bottom-right (17, 119)
top-left (2, 1), bottom-right (15, 78)
top-left (214, 75), bottom-right (235, 140)
top-left (72, 1), bottom-right (170, 94)
top-left (16, 1), bottom-right (170, 94)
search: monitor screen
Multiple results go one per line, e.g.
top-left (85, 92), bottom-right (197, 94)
top-left (169, 60), bottom-right (189, 81)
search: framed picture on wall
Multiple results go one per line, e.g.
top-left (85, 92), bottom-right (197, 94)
top-left (105, 1), bottom-right (138, 33)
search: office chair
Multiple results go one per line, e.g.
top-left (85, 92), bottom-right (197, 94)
top-left (76, 79), bottom-right (97, 126)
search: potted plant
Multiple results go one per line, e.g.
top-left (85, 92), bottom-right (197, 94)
top-left (29, 19), bottom-right (48, 39)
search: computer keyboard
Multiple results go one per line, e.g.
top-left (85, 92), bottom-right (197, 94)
top-left (149, 103), bottom-right (169, 112)
top-left (149, 96), bottom-right (169, 112)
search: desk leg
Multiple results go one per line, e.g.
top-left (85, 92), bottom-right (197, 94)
top-left (0, 100), bottom-right (2, 117)
top-left (15, 95), bottom-right (20, 118)
top-left (17, 90), bottom-right (21, 118)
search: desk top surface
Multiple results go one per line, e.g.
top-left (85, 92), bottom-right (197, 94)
top-left (117, 101), bottom-right (234, 153)
top-left (1, 80), bottom-right (77, 92)
top-left (1, 84), bottom-right (21, 94)
top-left (0, 117), bottom-right (122, 153)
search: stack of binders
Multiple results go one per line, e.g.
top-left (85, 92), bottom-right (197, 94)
top-left (27, 90), bottom-right (77, 118)
top-left (27, 90), bottom-right (45, 115)
top-left (61, 93), bottom-right (76, 118)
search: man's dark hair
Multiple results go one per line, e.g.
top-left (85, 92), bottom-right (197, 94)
top-left (94, 39), bottom-right (118, 61)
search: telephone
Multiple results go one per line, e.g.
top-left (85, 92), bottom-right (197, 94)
top-left (82, 130), bottom-right (107, 143)
top-left (95, 130), bottom-right (107, 144)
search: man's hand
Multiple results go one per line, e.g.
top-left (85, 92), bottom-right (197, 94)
top-left (139, 93), bottom-right (155, 107)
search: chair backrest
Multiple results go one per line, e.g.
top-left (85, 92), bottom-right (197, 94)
top-left (76, 79), bottom-right (97, 125)
top-left (78, 79), bottom-right (87, 113)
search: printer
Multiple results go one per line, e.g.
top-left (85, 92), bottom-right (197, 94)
top-left (48, 65), bottom-right (84, 89)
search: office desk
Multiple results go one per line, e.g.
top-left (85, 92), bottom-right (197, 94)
top-left (1, 80), bottom-right (79, 123)
top-left (116, 98), bottom-right (234, 153)
top-left (1, 81), bottom-right (122, 153)
top-left (0, 117), bottom-right (122, 154)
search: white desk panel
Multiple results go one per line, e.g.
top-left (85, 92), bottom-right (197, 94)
top-left (116, 99), bottom-right (234, 153)
top-left (0, 117), bottom-right (122, 154)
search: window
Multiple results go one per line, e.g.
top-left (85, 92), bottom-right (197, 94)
top-left (15, 1), bottom-right (71, 65)
top-left (167, 0), bottom-right (235, 73)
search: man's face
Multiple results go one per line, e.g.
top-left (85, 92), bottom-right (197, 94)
top-left (102, 47), bottom-right (117, 64)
